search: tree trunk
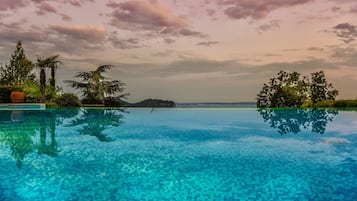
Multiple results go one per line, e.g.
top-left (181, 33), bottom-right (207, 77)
top-left (50, 67), bottom-right (55, 87)
top-left (40, 69), bottom-right (46, 103)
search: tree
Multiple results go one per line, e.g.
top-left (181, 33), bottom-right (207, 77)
top-left (257, 71), bottom-right (309, 108)
top-left (257, 70), bottom-right (339, 108)
top-left (36, 55), bottom-right (62, 102)
top-left (36, 58), bottom-right (47, 103)
top-left (64, 65), bottom-right (129, 104)
top-left (0, 41), bottom-right (34, 85)
top-left (46, 55), bottom-right (62, 88)
top-left (310, 71), bottom-right (338, 103)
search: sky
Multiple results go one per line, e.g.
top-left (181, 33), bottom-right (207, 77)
top-left (0, 0), bottom-right (356, 103)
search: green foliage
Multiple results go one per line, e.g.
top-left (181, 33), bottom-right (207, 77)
top-left (0, 41), bottom-right (34, 85)
top-left (0, 85), bottom-right (11, 103)
top-left (104, 96), bottom-right (125, 107)
top-left (257, 71), bottom-right (309, 108)
top-left (333, 100), bottom-right (357, 107)
top-left (313, 100), bottom-right (335, 108)
top-left (310, 71), bottom-right (338, 103)
top-left (301, 99), bottom-right (313, 108)
top-left (257, 70), bottom-right (339, 108)
top-left (65, 65), bottom-right (129, 104)
top-left (54, 93), bottom-right (81, 107)
top-left (36, 55), bottom-right (62, 102)
top-left (22, 81), bottom-right (41, 102)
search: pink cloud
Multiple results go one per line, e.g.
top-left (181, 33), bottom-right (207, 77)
top-left (107, 0), bottom-right (205, 37)
top-left (49, 25), bottom-right (106, 43)
top-left (36, 2), bottom-right (57, 15)
top-left (60, 13), bottom-right (73, 21)
top-left (0, 0), bottom-right (27, 11)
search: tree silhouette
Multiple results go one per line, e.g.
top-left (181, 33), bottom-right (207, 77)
top-left (64, 65), bottom-right (129, 104)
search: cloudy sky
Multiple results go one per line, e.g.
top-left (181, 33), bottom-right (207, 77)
top-left (0, 0), bottom-right (356, 102)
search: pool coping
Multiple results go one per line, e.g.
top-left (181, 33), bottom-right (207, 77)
top-left (0, 103), bottom-right (46, 110)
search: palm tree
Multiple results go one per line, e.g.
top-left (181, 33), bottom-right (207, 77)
top-left (36, 57), bottom-right (47, 103)
top-left (64, 65), bottom-right (129, 104)
top-left (46, 55), bottom-right (61, 88)
top-left (36, 55), bottom-right (62, 102)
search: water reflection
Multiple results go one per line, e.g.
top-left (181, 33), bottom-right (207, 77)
top-left (0, 108), bottom-right (125, 168)
top-left (258, 108), bottom-right (338, 135)
top-left (67, 109), bottom-right (125, 142)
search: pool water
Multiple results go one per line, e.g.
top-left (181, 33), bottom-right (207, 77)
top-left (0, 108), bottom-right (356, 201)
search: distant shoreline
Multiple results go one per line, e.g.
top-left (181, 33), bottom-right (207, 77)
top-left (176, 102), bottom-right (256, 108)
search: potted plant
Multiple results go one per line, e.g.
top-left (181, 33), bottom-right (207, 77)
top-left (10, 85), bottom-right (25, 103)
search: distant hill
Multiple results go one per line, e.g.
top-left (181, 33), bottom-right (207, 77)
top-left (127, 99), bottom-right (176, 108)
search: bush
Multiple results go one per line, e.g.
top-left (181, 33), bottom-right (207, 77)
top-left (104, 96), bottom-right (124, 107)
top-left (333, 100), bottom-right (357, 107)
top-left (0, 86), bottom-right (11, 103)
top-left (22, 82), bottom-right (41, 103)
top-left (54, 93), bottom-right (81, 107)
top-left (81, 96), bottom-right (103, 104)
top-left (314, 100), bottom-right (334, 107)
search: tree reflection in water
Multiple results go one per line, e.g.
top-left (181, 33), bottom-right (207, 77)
top-left (0, 108), bottom-right (125, 168)
top-left (258, 108), bottom-right (338, 135)
top-left (67, 108), bottom-right (125, 142)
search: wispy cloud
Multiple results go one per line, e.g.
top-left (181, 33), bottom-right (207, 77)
top-left (210, 0), bottom-right (313, 20)
top-left (49, 25), bottom-right (106, 43)
top-left (163, 38), bottom-right (175, 44)
top-left (0, 0), bottom-right (27, 11)
top-left (307, 47), bottom-right (324, 52)
top-left (256, 20), bottom-right (280, 34)
top-left (332, 23), bottom-right (357, 43)
top-left (35, 2), bottom-right (57, 15)
top-left (196, 41), bottom-right (219, 46)
top-left (109, 35), bottom-right (142, 49)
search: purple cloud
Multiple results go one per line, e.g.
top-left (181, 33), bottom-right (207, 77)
top-left (256, 20), bottom-right (280, 34)
top-left (333, 23), bottom-right (357, 43)
top-left (212, 0), bottom-right (314, 20)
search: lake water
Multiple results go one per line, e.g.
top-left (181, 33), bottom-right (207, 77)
top-left (0, 108), bottom-right (356, 201)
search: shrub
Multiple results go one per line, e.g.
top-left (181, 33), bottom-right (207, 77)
top-left (333, 100), bottom-right (357, 107)
top-left (314, 100), bottom-right (334, 107)
top-left (22, 82), bottom-right (41, 103)
top-left (0, 86), bottom-right (11, 103)
top-left (54, 93), bottom-right (81, 107)
top-left (81, 96), bottom-right (103, 104)
top-left (103, 96), bottom-right (124, 107)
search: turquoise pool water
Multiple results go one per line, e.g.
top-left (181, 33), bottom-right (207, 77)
top-left (0, 108), bottom-right (356, 201)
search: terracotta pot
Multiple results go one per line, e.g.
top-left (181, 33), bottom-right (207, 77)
top-left (10, 91), bottom-right (25, 103)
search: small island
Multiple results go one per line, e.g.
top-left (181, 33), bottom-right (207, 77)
top-left (127, 99), bottom-right (176, 108)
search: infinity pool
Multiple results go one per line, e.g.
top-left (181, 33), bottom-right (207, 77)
top-left (0, 108), bottom-right (356, 200)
